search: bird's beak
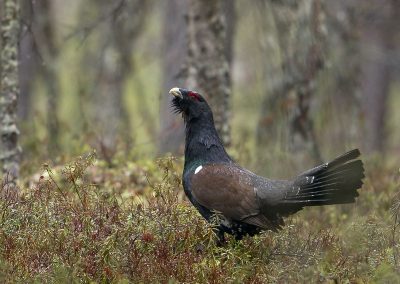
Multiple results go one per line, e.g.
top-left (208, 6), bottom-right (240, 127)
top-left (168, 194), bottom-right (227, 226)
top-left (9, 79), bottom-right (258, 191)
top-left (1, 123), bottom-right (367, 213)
top-left (169, 87), bottom-right (183, 99)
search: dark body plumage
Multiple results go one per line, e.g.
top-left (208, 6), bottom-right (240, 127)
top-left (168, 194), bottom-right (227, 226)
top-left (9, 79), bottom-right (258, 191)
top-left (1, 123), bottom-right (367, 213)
top-left (169, 87), bottom-right (364, 242)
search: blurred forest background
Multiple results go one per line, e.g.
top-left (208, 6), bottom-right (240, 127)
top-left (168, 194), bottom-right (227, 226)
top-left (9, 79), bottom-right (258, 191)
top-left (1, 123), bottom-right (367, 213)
top-left (0, 0), bottom-right (399, 178)
top-left (0, 0), bottom-right (400, 282)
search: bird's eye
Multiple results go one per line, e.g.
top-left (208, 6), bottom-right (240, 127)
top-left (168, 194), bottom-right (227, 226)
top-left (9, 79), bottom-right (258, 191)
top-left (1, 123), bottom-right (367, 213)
top-left (188, 91), bottom-right (201, 101)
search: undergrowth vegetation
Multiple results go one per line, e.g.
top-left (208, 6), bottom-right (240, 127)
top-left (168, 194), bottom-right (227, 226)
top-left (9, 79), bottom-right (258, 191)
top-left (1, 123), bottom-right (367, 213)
top-left (0, 153), bottom-right (399, 283)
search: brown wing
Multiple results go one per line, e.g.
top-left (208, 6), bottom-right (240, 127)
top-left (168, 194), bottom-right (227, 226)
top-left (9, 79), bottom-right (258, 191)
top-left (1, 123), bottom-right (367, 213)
top-left (190, 164), bottom-right (275, 229)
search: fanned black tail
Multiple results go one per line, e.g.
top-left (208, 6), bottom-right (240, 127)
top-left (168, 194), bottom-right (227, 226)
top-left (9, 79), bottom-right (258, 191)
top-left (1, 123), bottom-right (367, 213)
top-left (285, 149), bottom-right (365, 206)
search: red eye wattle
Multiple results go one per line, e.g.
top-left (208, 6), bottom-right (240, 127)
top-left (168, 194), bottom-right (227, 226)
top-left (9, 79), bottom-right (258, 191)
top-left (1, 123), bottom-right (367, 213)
top-left (188, 91), bottom-right (201, 101)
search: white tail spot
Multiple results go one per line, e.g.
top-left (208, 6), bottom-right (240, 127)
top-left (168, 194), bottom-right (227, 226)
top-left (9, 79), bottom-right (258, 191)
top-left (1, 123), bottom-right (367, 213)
top-left (195, 165), bottom-right (203, 174)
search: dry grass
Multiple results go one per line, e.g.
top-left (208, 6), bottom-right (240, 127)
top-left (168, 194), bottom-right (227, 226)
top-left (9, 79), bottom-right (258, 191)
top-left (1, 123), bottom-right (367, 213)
top-left (0, 153), bottom-right (399, 283)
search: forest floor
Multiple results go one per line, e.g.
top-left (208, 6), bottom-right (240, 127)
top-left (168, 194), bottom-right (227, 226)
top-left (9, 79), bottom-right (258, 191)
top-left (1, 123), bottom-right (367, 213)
top-left (0, 152), bottom-right (399, 283)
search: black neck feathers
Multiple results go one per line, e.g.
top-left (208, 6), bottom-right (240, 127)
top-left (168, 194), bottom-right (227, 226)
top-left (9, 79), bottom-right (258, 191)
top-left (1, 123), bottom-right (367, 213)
top-left (184, 113), bottom-right (232, 170)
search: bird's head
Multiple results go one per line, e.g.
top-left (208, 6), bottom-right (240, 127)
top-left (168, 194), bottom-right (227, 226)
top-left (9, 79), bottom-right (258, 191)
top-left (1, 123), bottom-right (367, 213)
top-left (169, 87), bottom-right (212, 121)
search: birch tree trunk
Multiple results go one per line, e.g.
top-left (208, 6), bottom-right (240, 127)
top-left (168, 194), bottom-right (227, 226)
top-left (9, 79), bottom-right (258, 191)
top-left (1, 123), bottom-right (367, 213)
top-left (159, 0), bottom-right (235, 153)
top-left (0, 0), bottom-right (21, 181)
top-left (186, 0), bottom-right (233, 146)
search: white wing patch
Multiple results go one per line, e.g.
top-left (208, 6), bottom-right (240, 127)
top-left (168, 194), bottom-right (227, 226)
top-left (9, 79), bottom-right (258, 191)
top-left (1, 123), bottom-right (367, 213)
top-left (306, 176), bottom-right (315, 183)
top-left (194, 165), bottom-right (203, 174)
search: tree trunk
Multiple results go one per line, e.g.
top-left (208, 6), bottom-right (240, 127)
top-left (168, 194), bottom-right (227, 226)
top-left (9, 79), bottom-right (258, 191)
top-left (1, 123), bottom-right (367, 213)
top-left (18, 34), bottom-right (35, 122)
top-left (359, 0), bottom-right (397, 154)
top-left (158, 0), bottom-right (188, 155)
top-left (186, 0), bottom-right (233, 146)
top-left (88, 0), bottom-right (147, 164)
top-left (113, 0), bottom-right (149, 154)
top-left (321, 0), bottom-right (362, 146)
top-left (18, 0), bottom-right (61, 156)
top-left (0, 0), bottom-right (21, 181)
top-left (257, 0), bottom-right (323, 163)
top-left (222, 0), bottom-right (236, 66)
top-left (93, 44), bottom-right (124, 165)
top-left (360, 30), bottom-right (390, 154)
top-left (18, 0), bottom-right (36, 121)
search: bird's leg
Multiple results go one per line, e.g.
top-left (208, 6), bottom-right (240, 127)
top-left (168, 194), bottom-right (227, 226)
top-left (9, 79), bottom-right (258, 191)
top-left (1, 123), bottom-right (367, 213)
top-left (234, 233), bottom-right (244, 241)
top-left (215, 228), bottom-right (226, 247)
